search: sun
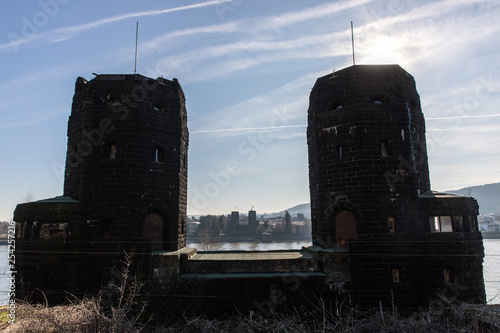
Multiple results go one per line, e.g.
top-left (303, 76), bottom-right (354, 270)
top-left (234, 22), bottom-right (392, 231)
top-left (359, 36), bottom-right (405, 65)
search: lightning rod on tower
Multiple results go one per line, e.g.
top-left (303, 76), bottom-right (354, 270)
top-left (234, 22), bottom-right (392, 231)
top-left (134, 22), bottom-right (139, 74)
top-left (351, 21), bottom-right (356, 65)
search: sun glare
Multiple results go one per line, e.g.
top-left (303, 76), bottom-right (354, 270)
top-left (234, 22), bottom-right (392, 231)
top-left (359, 37), bottom-right (405, 65)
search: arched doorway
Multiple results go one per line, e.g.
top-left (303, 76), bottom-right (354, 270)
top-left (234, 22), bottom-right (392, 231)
top-left (335, 210), bottom-right (357, 247)
top-left (143, 213), bottom-right (163, 251)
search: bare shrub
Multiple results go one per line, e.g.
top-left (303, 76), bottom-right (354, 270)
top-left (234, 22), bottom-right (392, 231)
top-left (198, 224), bottom-right (222, 251)
top-left (4, 251), bottom-right (148, 333)
top-left (3, 282), bottom-right (499, 332)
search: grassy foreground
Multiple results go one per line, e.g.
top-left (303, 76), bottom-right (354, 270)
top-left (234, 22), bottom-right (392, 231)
top-left (3, 255), bottom-right (498, 332)
top-left (0, 297), bottom-right (499, 333)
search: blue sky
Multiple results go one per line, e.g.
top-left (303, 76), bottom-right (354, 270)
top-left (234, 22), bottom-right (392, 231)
top-left (1, 0), bottom-right (500, 220)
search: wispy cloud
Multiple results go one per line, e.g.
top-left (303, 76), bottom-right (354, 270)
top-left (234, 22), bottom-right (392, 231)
top-left (432, 162), bottom-right (500, 191)
top-left (1, 109), bottom-right (67, 129)
top-left (190, 71), bottom-right (322, 136)
top-left (141, 0), bottom-right (374, 56)
top-left (151, 40), bottom-right (347, 84)
top-left (257, 0), bottom-right (373, 31)
top-left (354, 0), bottom-right (500, 66)
top-left (153, 30), bottom-right (348, 74)
top-left (147, 0), bottom-right (500, 84)
top-left (427, 114), bottom-right (500, 120)
top-left (141, 22), bottom-right (241, 55)
top-left (0, 0), bottom-right (235, 53)
top-left (0, 63), bottom-right (78, 89)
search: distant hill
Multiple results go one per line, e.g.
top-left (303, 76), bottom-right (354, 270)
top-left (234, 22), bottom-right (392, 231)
top-left (276, 182), bottom-right (500, 218)
top-left (279, 203), bottom-right (311, 218)
top-left (445, 182), bottom-right (500, 215)
top-left (190, 182), bottom-right (499, 219)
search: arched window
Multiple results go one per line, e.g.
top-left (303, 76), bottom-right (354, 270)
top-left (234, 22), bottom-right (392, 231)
top-left (335, 210), bottom-right (357, 247)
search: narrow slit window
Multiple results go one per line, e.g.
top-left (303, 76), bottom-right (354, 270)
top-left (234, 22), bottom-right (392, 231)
top-left (155, 147), bottom-right (164, 162)
top-left (110, 144), bottom-right (117, 159)
top-left (388, 216), bottom-right (395, 233)
top-left (392, 268), bottom-right (400, 283)
top-left (337, 145), bottom-right (343, 159)
top-left (381, 141), bottom-right (388, 157)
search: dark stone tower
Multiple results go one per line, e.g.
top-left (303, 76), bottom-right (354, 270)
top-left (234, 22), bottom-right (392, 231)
top-left (308, 65), bottom-right (430, 248)
top-left (307, 65), bottom-right (485, 309)
top-left (13, 73), bottom-right (189, 303)
top-left (64, 74), bottom-right (188, 251)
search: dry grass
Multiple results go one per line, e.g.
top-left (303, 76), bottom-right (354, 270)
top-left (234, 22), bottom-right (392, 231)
top-left (2, 299), bottom-right (121, 332)
top-left (0, 252), bottom-right (148, 333)
top-left (2, 252), bottom-right (499, 332)
top-left (2, 298), bottom-right (499, 333)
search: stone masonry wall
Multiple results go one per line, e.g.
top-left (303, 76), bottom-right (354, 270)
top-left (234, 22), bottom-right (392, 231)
top-left (348, 232), bottom-right (485, 310)
top-left (307, 65), bottom-right (430, 248)
top-left (13, 198), bottom-right (152, 303)
top-left (306, 65), bottom-right (485, 310)
top-left (63, 74), bottom-right (188, 251)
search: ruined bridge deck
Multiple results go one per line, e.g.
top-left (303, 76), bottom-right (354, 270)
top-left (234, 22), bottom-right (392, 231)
top-left (149, 247), bottom-right (351, 314)
top-left (185, 249), bottom-right (317, 274)
top-left (189, 250), bottom-right (311, 261)
top-left (151, 247), bottom-right (350, 281)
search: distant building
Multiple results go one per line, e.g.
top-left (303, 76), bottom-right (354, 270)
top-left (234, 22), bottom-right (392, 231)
top-left (248, 209), bottom-right (257, 230)
top-left (188, 221), bottom-right (200, 235)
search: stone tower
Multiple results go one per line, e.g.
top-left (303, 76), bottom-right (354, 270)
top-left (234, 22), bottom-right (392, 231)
top-left (307, 65), bottom-right (485, 308)
top-left (14, 73), bottom-right (189, 303)
top-left (307, 65), bottom-right (430, 248)
top-left (64, 74), bottom-right (189, 251)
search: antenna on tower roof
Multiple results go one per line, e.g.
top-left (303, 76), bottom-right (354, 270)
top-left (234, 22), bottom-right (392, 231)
top-left (351, 21), bottom-right (356, 65)
top-left (134, 22), bottom-right (139, 74)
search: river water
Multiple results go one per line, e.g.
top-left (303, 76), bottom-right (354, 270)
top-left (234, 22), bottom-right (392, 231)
top-left (1, 239), bottom-right (498, 305)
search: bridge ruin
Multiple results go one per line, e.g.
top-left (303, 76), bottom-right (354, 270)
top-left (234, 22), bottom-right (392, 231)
top-left (13, 65), bottom-right (485, 314)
